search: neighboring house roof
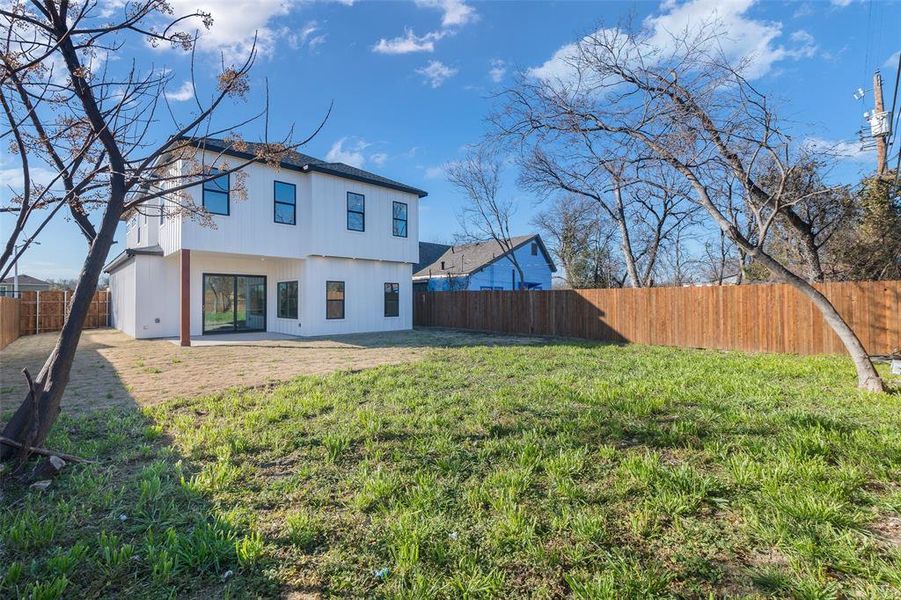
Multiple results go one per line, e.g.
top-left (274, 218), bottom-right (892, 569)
top-left (103, 245), bottom-right (165, 274)
top-left (0, 274), bottom-right (50, 286)
top-left (179, 137), bottom-right (429, 198)
top-left (413, 234), bottom-right (557, 280)
top-left (413, 241), bottom-right (453, 274)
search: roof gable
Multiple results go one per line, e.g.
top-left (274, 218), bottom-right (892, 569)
top-left (413, 234), bottom-right (557, 279)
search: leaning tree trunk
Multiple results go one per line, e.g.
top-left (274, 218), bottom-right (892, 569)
top-left (757, 253), bottom-right (884, 392)
top-left (0, 194), bottom-right (123, 462)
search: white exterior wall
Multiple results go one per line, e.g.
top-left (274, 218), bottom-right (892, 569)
top-left (108, 259), bottom-right (136, 337)
top-left (133, 253), bottom-right (180, 339)
top-left (179, 158), bottom-right (311, 258)
top-left (306, 173), bottom-right (419, 263)
top-left (173, 153), bottom-right (419, 262)
top-left (188, 251), bottom-right (305, 337)
top-left (301, 256), bottom-right (412, 337)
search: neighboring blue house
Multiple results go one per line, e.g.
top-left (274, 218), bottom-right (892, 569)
top-left (413, 234), bottom-right (556, 292)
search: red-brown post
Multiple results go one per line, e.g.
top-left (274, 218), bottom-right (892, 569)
top-left (180, 249), bottom-right (191, 347)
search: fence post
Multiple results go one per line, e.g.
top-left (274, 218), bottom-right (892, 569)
top-left (64, 289), bottom-right (69, 323)
top-left (35, 290), bottom-right (40, 334)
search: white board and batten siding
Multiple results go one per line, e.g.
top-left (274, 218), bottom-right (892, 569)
top-left (302, 256), bottom-right (412, 337)
top-left (110, 149), bottom-right (423, 339)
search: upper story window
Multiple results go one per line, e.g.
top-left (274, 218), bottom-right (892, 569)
top-left (531, 242), bottom-right (538, 256)
top-left (384, 282), bottom-right (399, 317)
top-left (347, 192), bottom-right (365, 232)
top-left (392, 202), bottom-right (408, 238)
top-left (274, 181), bottom-right (296, 225)
top-left (203, 169), bottom-right (229, 215)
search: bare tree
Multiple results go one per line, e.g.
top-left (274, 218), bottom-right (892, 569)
top-left (446, 146), bottom-right (527, 289)
top-left (493, 23), bottom-right (884, 391)
top-left (531, 194), bottom-right (623, 288)
top-left (0, 1), bottom-right (326, 461)
top-left (517, 133), bottom-right (698, 287)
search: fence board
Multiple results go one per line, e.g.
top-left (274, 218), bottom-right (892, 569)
top-left (16, 290), bottom-right (109, 337)
top-left (413, 281), bottom-right (901, 356)
top-left (0, 297), bottom-right (20, 350)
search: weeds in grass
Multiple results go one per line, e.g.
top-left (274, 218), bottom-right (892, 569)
top-left (2, 342), bottom-right (898, 598)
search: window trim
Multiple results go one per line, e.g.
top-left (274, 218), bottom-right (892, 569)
top-left (326, 280), bottom-right (345, 320)
top-left (384, 282), bottom-right (400, 317)
top-left (202, 168), bottom-right (230, 216)
top-left (392, 201), bottom-right (408, 238)
top-left (273, 180), bottom-right (297, 225)
top-left (346, 192), bottom-right (365, 232)
top-left (277, 280), bottom-right (299, 319)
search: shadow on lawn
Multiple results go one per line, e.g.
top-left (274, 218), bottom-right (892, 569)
top-left (0, 342), bottom-right (283, 599)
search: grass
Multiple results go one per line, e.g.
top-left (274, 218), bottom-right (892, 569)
top-left (2, 341), bottom-right (900, 598)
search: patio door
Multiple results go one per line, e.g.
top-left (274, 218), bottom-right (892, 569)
top-left (202, 274), bottom-right (266, 334)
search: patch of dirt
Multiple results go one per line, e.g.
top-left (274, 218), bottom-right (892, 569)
top-left (871, 515), bottom-right (901, 548)
top-left (0, 328), bottom-right (547, 415)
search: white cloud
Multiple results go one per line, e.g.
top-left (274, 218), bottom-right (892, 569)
top-left (373, 0), bottom-right (475, 55)
top-left (163, 0), bottom-right (295, 63)
top-left (414, 0), bottom-right (478, 27)
top-left (284, 20), bottom-right (327, 51)
top-left (424, 164), bottom-right (447, 179)
top-left (165, 80), bottom-right (195, 102)
top-left (325, 137), bottom-right (371, 168)
top-left (885, 50), bottom-right (901, 69)
top-left (416, 60), bottom-right (458, 88)
top-left (804, 137), bottom-right (874, 163)
top-left (830, 0), bottom-right (854, 6)
top-left (530, 0), bottom-right (819, 82)
top-left (370, 152), bottom-right (389, 167)
top-left (489, 59), bottom-right (506, 83)
top-left (373, 29), bottom-right (445, 54)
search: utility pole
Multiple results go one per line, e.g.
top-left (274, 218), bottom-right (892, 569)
top-left (872, 71), bottom-right (888, 175)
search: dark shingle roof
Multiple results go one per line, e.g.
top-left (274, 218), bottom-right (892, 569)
top-left (180, 137), bottom-right (428, 198)
top-left (413, 241), bottom-right (452, 274)
top-left (413, 234), bottom-right (556, 279)
top-left (0, 274), bottom-right (49, 286)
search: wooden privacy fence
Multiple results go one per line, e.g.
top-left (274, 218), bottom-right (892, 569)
top-left (0, 297), bottom-right (19, 350)
top-left (413, 280), bottom-right (901, 356)
top-left (12, 290), bottom-right (110, 339)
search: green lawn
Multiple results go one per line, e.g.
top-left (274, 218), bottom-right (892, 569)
top-left (2, 342), bottom-right (900, 598)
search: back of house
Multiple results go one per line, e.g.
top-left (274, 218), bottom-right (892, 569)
top-left (105, 138), bottom-right (427, 340)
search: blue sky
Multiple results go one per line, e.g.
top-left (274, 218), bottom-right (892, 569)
top-left (2, 0), bottom-right (899, 280)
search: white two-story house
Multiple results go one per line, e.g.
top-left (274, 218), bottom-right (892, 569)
top-left (105, 137), bottom-right (426, 344)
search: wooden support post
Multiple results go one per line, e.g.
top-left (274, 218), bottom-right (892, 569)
top-left (874, 71), bottom-right (887, 175)
top-left (180, 249), bottom-right (191, 347)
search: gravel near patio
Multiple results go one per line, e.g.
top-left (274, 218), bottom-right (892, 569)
top-left (0, 327), bottom-right (544, 414)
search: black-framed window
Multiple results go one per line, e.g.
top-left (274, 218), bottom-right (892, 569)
top-left (384, 282), bottom-right (399, 317)
top-left (326, 281), bottom-right (345, 319)
top-left (531, 242), bottom-right (538, 256)
top-left (347, 192), bottom-right (365, 231)
top-left (277, 281), bottom-right (298, 319)
top-left (392, 201), bottom-right (408, 237)
top-left (274, 181), bottom-right (296, 225)
top-left (203, 169), bottom-right (229, 215)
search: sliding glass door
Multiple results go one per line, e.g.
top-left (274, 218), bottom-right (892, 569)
top-left (203, 274), bottom-right (266, 334)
